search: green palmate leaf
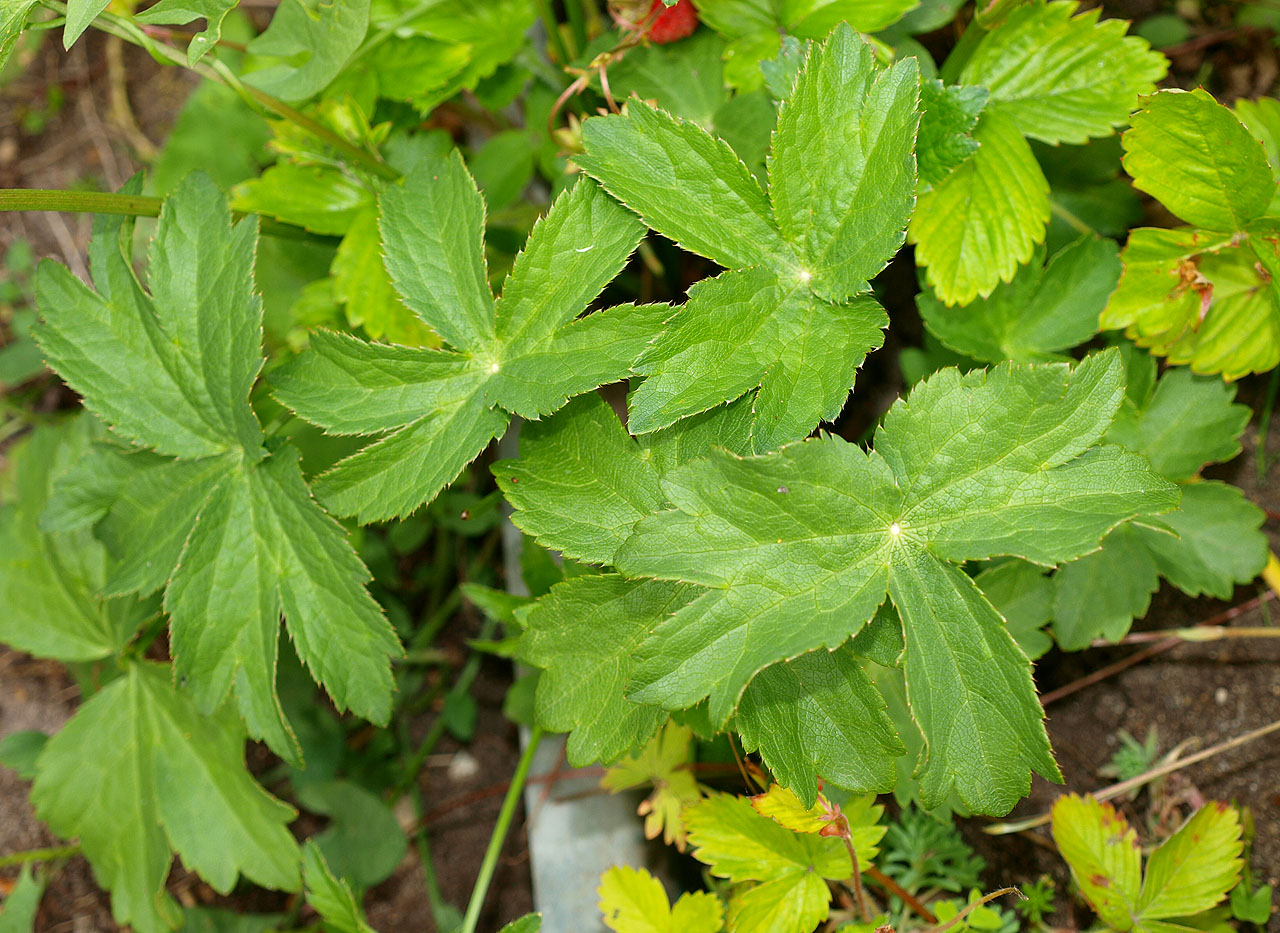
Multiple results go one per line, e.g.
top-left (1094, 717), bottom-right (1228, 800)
top-left (916, 80), bottom-right (987, 191)
top-left (1051, 524), bottom-right (1159, 650)
top-left (1122, 89), bottom-right (1275, 232)
top-left (684, 792), bottom-right (862, 933)
top-left (736, 645), bottom-right (904, 807)
top-left (273, 155), bottom-right (653, 522)
top-left (0, 420), bottom-right (151, 662)
top-left (519, 574), bottom-right (696, 767)
top-left (1138, 804), bottom-right (1243, 921)
top-left (960, 0), bottom-right (1166, 146)
top-left (909, 110), bottom-right (1051, 306)
top-left (615, 351), bottom-right (1178, 813)
top-left (1051, 795), bottom-right (1142, 930)
top-left (245, 0), bottom-right (370, 102)
top-left (597, 866), bottom-right (723, 933)
top-left (135, 0), bottom-right (239, 65)
top-left (35, 174), bottom-right (399, 762)
top-left (578, 26), bottom-right (918, 449)
top-left (302, 842), bottom-right (375, 933)
top-left (31, 663), bottom-right (299, 933)
top-left (918, 235), bottom-right (1121, 362)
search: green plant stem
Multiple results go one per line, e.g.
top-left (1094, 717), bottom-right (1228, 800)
top-left (928, 887), bottom-right (1022, 933)
top-left (1050, 200), bottom-right (1093, 236)
top-left (1105, 625), bottom-right (1280, 645)
top-left (0, 188), bottom-right (332, 242)
top-left (0, 844), bottom-right (81, 868)
top-left (865, 866), bottom-right (937, 925)
top-left (38, 0), bottom-right (398, 182)
top-left (460, 726), bottom-right (543, 933)
top-left (534, 0), bottom-right (570, 64)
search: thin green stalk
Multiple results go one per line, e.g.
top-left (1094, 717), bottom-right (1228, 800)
top-left (534, 0), bottom-right (570, 64)
top-left (0, 188), bottom-right (334, 242)
top-left (460, 727), bottom-right (543, 933)
top-left (38, 0), bottom-right (399, 182)
top-left (1256, 366), bottom-right (1280, 480)
top-left (1050, 200), bottom-right (1093, 236)
top-left (0, 844), bottom-right (81, 868)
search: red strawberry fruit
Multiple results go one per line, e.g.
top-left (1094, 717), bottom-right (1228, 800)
top-left (647, 0), bottom-right (698, 44)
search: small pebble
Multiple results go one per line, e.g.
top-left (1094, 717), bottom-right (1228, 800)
top-left (447, 750), bottom-right (481, 783)
top-left (1214, 687), bottom-right (1229, 705)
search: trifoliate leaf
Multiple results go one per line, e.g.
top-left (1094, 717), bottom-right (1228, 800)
top-left (31, 663), bottom-right (299, 933)
top-left (909, 110), bottom-right (1051, 306)
top-left (0, 420), bottom-right (150, 661)
top-left (303, 842), bottom-right (375, 933)
top-left (519, 575), bottom-right (696, 767)
top-left (1106, 366), bottom-right (1251, 482)
top-left (736, 645), bottom-right (904, 807)
top-left (601, 722), bottom-right (701, 850)
top-left (615, 351), bottom-right (1178, 813)
top-left (274, 157), bottom-right (653, 522)
top-left (917, 80), bottom-right (987, 190)
top-left (1122, 89), bottom-right (1275, 232)
top-left (34, 175), bottom-right (400, 763)
top-left (597, 865), bottom-right (723, 933)
top-left (974, 560), bottom-right (1054, 660)
top-left (1136, 482), bottom-right (1266, 600)
top-left (245, 0), bottom-right (370, 103)
top-left (960, 0), bottom-right (1166, 146)
top-left (579, 26), bottom-right (917, 449)
top-left (1051, 524), bottom-right (1160, 650)
top-left (1100, 228), bottom-right (1280, 378)
top-left (1139, 803), bottom-right (1243, 921)
top-left (135, 0), bottom-right (238, 65)
top-left (684, 792), bottom-right (856, 933)
top-left (1052, 795), bottom-right (1142, 930)
top-left (918, 235), bottom-right (1120, 362)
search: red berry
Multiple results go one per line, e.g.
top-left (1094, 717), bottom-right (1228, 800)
top-left (648, 0), bottom-right (698, 44)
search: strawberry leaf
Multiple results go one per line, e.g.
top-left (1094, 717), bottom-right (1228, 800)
top-left (598, 865), bottom-right (723, 933)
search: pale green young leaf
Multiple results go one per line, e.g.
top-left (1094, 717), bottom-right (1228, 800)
top-left (0, 865), bottom-right (45, 933)
top-left (909, 110), bottom-right (1051, 306)
top-left (303, 842), bottom-right (375, 933)
top-left (1105, 366), bottom-right (1251, 481)
top-left (601, 723), bottom-right (700, 848)
top-left (279, 166), bottom-right (649, 521)
top-left (331, 207), bottom-right (436, 346)
top-left (245, 0), bottom-right (369, 102)
top-left (736, 646), bottom-right (903, 807)
top-left (577, 100), bottom-right (791, 271)
top-left (598, 865), bottom-right (723, 933)
top-left (917, 80), bottom-right (987, 190)
top-left (35, 174), bottom-right (263, 459)
top-left (617, 353), bottom-right (1176, 811)
top-left (519, 575), bottom-right (695, 767)
top-left (1138, 803), bottom-right (1243, 921)
top-left (1051, 525), bottom-right (1160, 649)
top-left (974, 560), bottom-right (1053, 660)
top-left (0, 421), bottom-right (150, 662)
top-left (960, 0), bottom-right (1166, 145)
top-left (495, 395), bottom-right (664, 564)
top-left (685, 792), bottom-right (851, 933)
top-left (231, 163), bottom-right (373, 236)
top-left (1136, 482), bottom-right (1267, 600)
top-left (918, 236), bottom-right (1121, 362)
top-left (63, 0), bottom-right (110, 47)
top-left (32, 664), bottom-right (299, 933)
top-left (1051, 795), bottom-right (1142, 930)
top-left (1122, 89), bottom-right (1275, 232)
top-left (769, 25), bottom-right (920, 301)
top-left (135, 0), bottom-right (239, 64)
top-left (749, 784), bottom-right (830, 833)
